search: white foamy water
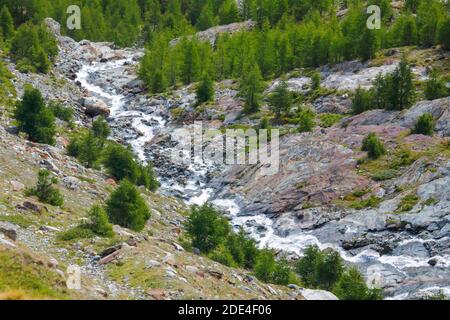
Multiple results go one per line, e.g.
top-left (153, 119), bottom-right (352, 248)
top-left (75, 52), bottom-right (449, 300)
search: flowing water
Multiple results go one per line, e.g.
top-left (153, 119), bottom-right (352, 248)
top-left (75, 53), bottom-right (450, 299)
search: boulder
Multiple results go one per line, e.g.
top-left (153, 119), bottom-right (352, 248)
top-left (299, 289), bottom-right (339, 300)
top-left (81, 97), bottom-right (110, 117)
top-left (10, 180), bottom-right (25, 192)
top-left (0, 222), bottom-right (17, 241)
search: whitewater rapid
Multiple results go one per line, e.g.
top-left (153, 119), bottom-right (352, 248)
top-left (75, 55), bottom-right (450, 299)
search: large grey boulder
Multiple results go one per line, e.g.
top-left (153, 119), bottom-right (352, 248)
top-left (299, 289), bottom-right (339, 300)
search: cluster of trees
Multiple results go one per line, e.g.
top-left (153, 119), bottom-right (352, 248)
top-left (351, 58), bottom-right (416, 114)
top-left (140, 0), bottom-right (450, 95)
top-left (185, 204), bottom-right (297, 285)
top-left (185, 204), bottom-right (383, 299)
top-left (0, 3), bottom-right (58, 74)
top-left (68, 118), bottom-right (159, 192)
top-left (296, 245), bottom-right (383, 300)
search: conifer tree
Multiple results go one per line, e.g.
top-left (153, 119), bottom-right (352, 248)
top-left (0, 5), bottom-right (14, 39)
top-left (240, 64), bottom-right (265, 114)
top-left (196, 73), bottom-right (215, 103)
top-left (14, 86), bottom-right (56, 145)
top-left (269, 80), bottom-right (291, 121)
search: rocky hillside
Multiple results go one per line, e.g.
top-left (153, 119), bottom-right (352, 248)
top-left (0, 19), bottom-right (315, 301)
top-left (1, 14), bottom-right (449, 300)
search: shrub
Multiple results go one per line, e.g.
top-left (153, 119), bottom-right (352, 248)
top-left (14, 87), bottom-right (56, 145)
top-left (412, 113), bottom-right (435, 136)
top-left (396, 194), bottom-right (419, 213)
top-left (27, 169), bottom-right (64, 207)
top-left (372, 169), bottom-right (397, 181)
top-left (67, 136), bottom-right (82, 158)
top-left (333, 267), bottom-right (383, 300)
top-left (226, 228), bottom-right (259, 269)
top-left (77, 132), bottom-right (103, 168)
top-left (136, 162), bottom-right (159, 192)
top-left (269, 80), bottom-right (292, 121)
top-left (362, 133), bottom-right (386, 159)
top-left (185, 204), bottom-right (231, 253)
top-left (106, 180), bottom-right (150, 231)
top-left (209, 244), bottom-right (236, 267)
top-left (438, 17), bottom-right (450, 51)
top-left (91, 117), bottom-right (111, 141)
top-left (311, 72), bottom-right (321, 91)
top-left (57, 225), bottom-right (95, 241)
top-left (103, 143), bottom-right (139, 182)
top-left (48, 101), bottom-right (74, 122)
top-left (351, 87), bottom-right (373, 115)
top-left (88, 205), bottom-right (114, 237)
top-left (318, 113), bottom-right (344, 128)
top-left (196, 73), bottom-right (215, 103)
top-left (349, 195), bottom-right (381, 210)
top-left (296, 108), bottom-right (315, 133)
top-left (253, 249), bottom-right (277, 283)
top-left (424, 69), bottom-right (448, 100)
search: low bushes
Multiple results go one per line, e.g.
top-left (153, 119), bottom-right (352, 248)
top-left (26, 169), bottom-right (63, 207)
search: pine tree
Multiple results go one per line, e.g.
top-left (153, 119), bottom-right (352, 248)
top-left (352, 87), bottom-right (373, 115)
top-left (0, 5), bottom-right (14, 39)
top-left (387, 58), bottom-right (415, 110)
top-left (359, 28), bottom-right (378, 61)
top-left (218, 0), bottom-right (239, 25)
top-left (196, 73), bottom-right (215, 103)
top-left (438, 17), bottom-right (450, 51)
top-left (14, 86), bottom-right (56, 145)
top-left (424, 69), bottom-right (447, 100)
top-left (240, 64), bottom-right (265, 114)
top-left (181, 40), bottom-right (201, 84)
top-left (412, 113), bottom-right (435, 136)
top-left (196, 0), bottom-right (216, 31)
top-left (27, 169), bottom-right (64, 207)
top-left (88, 205), bottom-right (114, 237)
top-left (269, 80), bottom-right (291, 121)
top-left (362, 133), bottom-right (386, 160)
top-left (106, 180), bottom-right (151, 231)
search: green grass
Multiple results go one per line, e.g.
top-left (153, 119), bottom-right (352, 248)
top-left (57, 225), bottom-right (95, 241)
top-left (318, 113), bottom-right (345, 128)
top-left (349, 195), bottom-right (381, 210)
top-left (372, 169), bottom-right (398, 181)
top-left (0, 214), bottom-right (33, 228)
top-left (0, 248), bottom-right (70, 300)
top-left (396, 194), bottom-right (419, 213)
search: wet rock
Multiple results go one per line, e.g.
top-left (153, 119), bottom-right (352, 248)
top-left (428, 258), bottom-right (438, 266)
top-left (81, 97), bottom-right (111, 117)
